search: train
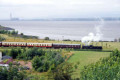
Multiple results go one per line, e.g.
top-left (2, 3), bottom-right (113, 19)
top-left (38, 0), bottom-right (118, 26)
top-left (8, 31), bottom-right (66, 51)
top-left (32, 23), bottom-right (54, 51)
top-left (0, 42), bottom-right (102, 50)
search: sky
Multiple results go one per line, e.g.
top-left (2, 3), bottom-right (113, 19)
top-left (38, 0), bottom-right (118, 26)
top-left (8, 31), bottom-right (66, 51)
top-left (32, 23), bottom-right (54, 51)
top-left (0, 0), bottom-right (120, 19)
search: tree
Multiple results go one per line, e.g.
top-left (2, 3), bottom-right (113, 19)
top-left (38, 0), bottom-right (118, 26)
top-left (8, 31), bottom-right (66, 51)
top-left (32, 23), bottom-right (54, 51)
top-left (22, 47), bottom-right (45, 60)
top-left (9, 48), bottom-right (19, 59)
top-left (48, 62), bottom-right (73, 80)
top-left (0, 36), bottom-right (6, 41)
top-left (32, 56), bottom-right (51, 72)
top-left (20, 33), bottom-right (24, 36)
top-left (0, 67), bottom-right (8, 80)
top-left (32, 56), bottom-right (41, 71)
top-left (44, 37), bottom-right (50, 40)
top-left (0, 64), bottom-right (26, 80)
top-left (32, 51), bottom-right (65, 72)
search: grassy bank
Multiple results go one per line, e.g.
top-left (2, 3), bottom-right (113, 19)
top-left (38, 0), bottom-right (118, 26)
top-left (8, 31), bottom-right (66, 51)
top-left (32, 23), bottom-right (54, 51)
top-left (1, 33), bottom-right (120, 51)
top-left (67, 51), bottom-right (111, 79)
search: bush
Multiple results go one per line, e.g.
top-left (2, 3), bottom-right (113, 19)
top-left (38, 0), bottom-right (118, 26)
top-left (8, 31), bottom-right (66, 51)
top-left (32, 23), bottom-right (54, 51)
top-left (3, 47), bottom-right (65, 73)
top-left (44, 37), bottom-right (50, 40)
top-left (80, 49), bottom-right (120, 80)
top-left (0, 30), bottom-right (38, 39)
top-left (20, 33), bottom-right (24, 36)
top-left (18, 47), bottom-right (45, 60)
top-left (9, 48), bottom-right (20, 59)
top-left (32, 50), bottom-right (65, 72)
top-left (48, 62), bottom-right (74, 80)
top-left (0, 64), bottom-right (26, 80)
top-left (0, 30), bottom-right (18, 35)
top-left (63, 39), bottom-right (71, 41)
top-left (0, 36), bottom-right (6, 41)
top-left (2, 48), bottom-right (22, 59)
top-left (32, 56), bottom-right (48, 72)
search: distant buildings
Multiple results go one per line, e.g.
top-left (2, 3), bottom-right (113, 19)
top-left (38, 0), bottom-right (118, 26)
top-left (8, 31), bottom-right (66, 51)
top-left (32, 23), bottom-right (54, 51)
top-left (10, 13), bottom-right (19, 21)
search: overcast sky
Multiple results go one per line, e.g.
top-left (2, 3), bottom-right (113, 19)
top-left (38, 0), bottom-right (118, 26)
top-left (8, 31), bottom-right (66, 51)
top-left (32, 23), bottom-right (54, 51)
top-left (0, 0), bottom-right (120, 19)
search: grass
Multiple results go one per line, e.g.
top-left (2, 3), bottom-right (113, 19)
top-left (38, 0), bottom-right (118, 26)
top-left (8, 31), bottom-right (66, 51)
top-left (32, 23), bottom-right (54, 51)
top-left (0, 33), bottom-right (120, 79)
top-left (1, 34), bottom-right (120, 50)
top-left (91, 42), bottom-right (120, 50)
top-left (67, 51), bottom-right (111, 79)
top-left (0, 34), bottom-right (82, 43)
top-left (1, 34), bottom-right (120, 51)
top-left (1, 30), bottom-right (120, 80)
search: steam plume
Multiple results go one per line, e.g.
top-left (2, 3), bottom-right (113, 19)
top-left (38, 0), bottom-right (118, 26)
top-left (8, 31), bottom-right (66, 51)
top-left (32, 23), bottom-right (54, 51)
top-left (81, 18), bottom-right (104, 45)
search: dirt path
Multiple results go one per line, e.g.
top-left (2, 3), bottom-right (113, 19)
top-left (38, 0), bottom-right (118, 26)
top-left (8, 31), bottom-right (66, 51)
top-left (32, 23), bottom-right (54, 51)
top-left (19, 61), bottom-right (32, 69)
top-left (65, 52), bottom-right (74, 61)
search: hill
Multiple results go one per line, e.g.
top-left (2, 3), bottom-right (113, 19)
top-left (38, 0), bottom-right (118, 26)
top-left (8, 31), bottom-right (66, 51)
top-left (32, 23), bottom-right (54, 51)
top-left (0, 25), bottom-right (14, 30)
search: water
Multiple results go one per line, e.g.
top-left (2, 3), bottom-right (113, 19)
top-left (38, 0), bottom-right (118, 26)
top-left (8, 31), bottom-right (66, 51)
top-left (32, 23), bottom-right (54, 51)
top-left (0, 21), bottom-right (120, 41)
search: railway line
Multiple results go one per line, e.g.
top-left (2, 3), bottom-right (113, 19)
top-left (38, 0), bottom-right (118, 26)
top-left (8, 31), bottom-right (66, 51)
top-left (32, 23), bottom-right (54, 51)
top-left (0, 42), bottom-right (102, 50)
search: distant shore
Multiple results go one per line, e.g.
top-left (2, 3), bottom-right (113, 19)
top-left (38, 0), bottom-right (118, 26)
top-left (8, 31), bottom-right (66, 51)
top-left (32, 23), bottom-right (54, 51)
top-left (0, 25), bottom-right (14, 30)
top-left (0, 17), bottom-right (120, 21)
top-left (0, 25), bottom-right (38, 39)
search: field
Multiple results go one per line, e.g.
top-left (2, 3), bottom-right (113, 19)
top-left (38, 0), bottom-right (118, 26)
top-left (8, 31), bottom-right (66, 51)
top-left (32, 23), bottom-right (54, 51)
top-left (0, 33), bottom-right (119, 80)
top-left (67, 51), bottom-right (111, 79)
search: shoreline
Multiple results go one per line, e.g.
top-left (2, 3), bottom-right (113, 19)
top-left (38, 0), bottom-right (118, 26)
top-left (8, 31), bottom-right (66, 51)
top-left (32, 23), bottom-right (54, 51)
top-left (0, 24), bottom-right (116, 42)
top-left (0, 25), bottom-right (38, 39)
top-left (0, 25), bottom-right (14, 30)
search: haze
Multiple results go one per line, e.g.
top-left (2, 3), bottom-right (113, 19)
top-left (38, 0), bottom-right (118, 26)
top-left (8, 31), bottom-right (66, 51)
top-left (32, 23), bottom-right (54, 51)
top-left (0, 0), bottom-right (120, 19)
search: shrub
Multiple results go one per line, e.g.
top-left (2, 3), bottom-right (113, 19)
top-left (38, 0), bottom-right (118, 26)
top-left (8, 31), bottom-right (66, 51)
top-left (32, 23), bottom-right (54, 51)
top-left (0, 64), bottom-right (26, 80)
top-left (0, 36), bottom-right (6, 41)
top-left (32, 50), bottom-right (65, 72)
top-left (18, 47), bottom-right (45, 60)
top-left (44, 37), bottom-right (50, 40)
top-left (80, 49), bottom-right (120, 80)
top-left (9, 48), bottom-right (19, 59)
top-left (48, 62), bottom-right (73, 80)
top-left (20, 33), bottom-right (24, 36)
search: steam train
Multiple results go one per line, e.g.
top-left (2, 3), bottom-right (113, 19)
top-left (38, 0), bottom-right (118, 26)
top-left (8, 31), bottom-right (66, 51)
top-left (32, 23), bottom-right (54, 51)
top-left (0, 42), bottom-right (102, 50)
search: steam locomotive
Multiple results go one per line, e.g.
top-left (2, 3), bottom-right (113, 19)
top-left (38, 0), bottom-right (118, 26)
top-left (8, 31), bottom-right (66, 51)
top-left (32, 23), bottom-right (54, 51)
top-left (0, 42), bottom-right (102, 50)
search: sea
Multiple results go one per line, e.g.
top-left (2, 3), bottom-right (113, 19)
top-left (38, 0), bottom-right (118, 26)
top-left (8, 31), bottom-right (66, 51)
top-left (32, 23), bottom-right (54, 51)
top-left (0, 21), bottom-right (120, 41)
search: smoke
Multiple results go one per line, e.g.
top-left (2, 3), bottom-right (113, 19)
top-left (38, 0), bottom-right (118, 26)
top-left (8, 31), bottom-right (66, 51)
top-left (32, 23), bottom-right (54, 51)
top-left (81, 18), bottom-right (104, 45)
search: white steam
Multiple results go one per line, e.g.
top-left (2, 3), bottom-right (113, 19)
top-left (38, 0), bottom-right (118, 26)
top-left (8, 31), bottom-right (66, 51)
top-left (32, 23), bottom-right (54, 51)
top-left (81, 19), bottom-right (104, 45)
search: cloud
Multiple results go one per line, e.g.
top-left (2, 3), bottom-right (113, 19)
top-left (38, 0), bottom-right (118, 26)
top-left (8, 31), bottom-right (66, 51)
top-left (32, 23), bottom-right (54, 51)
top-left (0, 0), bottom-right (119, 6)
top-left (0, 0), bottom-right (54, 5)
top-left (0, 0), bottom-right (120, 19)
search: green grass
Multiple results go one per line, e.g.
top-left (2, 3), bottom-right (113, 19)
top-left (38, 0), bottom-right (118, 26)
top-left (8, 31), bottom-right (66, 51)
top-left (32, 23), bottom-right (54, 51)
top-left (1, 34), bottom-right (120, 50)
top-left (91, 42), bottom-right (120, 50)
top-left (67, 51), bottom-right (111, 79)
